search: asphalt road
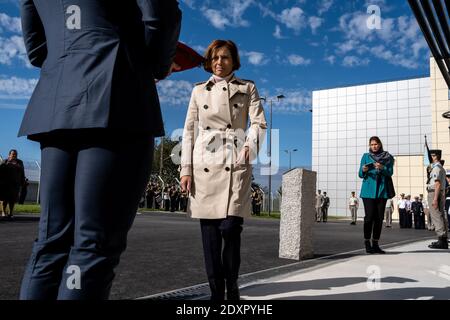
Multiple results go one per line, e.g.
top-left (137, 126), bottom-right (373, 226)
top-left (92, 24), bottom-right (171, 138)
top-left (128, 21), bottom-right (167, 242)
top-left (0, 212), bottom-right (435, 300)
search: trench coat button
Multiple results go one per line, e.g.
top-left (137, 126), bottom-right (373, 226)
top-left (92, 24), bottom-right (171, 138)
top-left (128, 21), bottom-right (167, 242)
top-left (206, 87), bottom-right (211, 91)
top-left (227, 124), bottom-right (232, 129)
top-left (204, 168), bottom-right (209, 172)
top-left (206, 126), bottom-right (211, 130)
top-left (203, 105), bottom-right (209, 109)
top-left (223, 87), bottom-right (227, 91)
top-left (225, 167), bottom-right (230, 171)
top-left (234, 104), bottom-right (238, 108)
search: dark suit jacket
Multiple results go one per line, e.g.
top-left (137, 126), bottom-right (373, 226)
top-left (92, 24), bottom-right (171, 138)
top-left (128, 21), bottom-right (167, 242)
top-left (19, 0), bottom-right (181, 139)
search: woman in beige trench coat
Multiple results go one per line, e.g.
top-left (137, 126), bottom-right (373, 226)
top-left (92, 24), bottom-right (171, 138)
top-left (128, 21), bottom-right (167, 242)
top-left (180, 40), bottom-right (267, 301)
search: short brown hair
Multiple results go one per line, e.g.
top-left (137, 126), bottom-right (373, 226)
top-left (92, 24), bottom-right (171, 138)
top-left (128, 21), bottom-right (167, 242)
top-left (203, 40), bottom-right (241, 73)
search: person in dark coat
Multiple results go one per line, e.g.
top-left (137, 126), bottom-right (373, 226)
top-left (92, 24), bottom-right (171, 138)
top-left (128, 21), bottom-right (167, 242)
top-left (18, 0), bottom-right (181, 300)
top-left (19, 178), bottom-right (29, 205)
top-left (0, 150), bottom-right (25, 217)
top-left (412, 196), bottom-right (425, 229)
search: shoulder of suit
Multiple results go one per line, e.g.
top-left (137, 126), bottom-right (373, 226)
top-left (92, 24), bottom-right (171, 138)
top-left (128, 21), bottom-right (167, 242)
top-left (240, 79), bottom-right (255, 84)
top-left (195, 81), bottom-right (207, 86)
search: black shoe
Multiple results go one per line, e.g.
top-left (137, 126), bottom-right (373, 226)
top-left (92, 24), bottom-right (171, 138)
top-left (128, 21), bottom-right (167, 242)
top-left (372, 241), bottom-right (386, 254)
top-left (350, 222), bottom-right (355, 225)
top-left (365, 240), bottom-right (374, 254)
top-left (209, 279), bottom-right (225, 301)
top-left (226, 282), bottom-right (240, 301)
top-left (428, 237), bottom-right (449, 249)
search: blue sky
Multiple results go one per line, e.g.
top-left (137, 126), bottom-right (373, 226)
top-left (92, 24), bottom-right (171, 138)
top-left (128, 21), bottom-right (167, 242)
top-left (0, 0), bottom-right (430, 173)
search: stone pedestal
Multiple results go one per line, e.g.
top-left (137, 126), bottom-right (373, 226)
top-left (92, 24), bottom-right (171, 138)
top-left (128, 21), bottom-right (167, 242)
top-left (279, 168), bottom-right (316, 260)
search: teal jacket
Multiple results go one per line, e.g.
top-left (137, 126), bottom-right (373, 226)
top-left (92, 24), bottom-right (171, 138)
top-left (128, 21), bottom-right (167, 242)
top-left (358, 153), bottom-right (394, 199)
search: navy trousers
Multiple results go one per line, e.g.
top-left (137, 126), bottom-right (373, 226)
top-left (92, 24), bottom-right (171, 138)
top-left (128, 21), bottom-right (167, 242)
top-left (20, 130), bottom-right (154, 300)
top-left (200, 216), bottom-right (243, 300)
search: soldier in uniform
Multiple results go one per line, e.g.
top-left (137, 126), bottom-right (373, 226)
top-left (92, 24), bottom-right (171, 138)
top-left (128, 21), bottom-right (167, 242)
top-left (426, 150), bottom-right (449, 249)
top-left (315, 190), bottom-right (324, 222)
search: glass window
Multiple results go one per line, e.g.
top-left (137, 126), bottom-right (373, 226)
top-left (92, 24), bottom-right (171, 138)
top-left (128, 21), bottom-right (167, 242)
top-left (356, 103), bottom-right (367, 113)
top-left (408, 78), bottom-right (420, 89)
top-left (377, 101), bottom-right (387, 110)
top-left (397, 80), bottom-right (408, 90)
top-left (356, 121), bottom-right (367, 130)
top-left (338, 96), bottom-right (346, 105)
top-left (367, 84), bottom-right (377, 93)
top-left (347, 104), bottom-right (357, 113)
top-left (367, 111), bottom-right (377, 120)
top-left (388, 127), bottom-right (399, 136)
top-left (409, 107), bottom-right (421, 117)
top-left (356, 85), bottom-right (366, 95)
top-left (409, 126), bottom-right (421, 135)
top-left (347, 87), bottom-right (356, 95)
top-left (408, 88), bottom-right (420, 99)
top-left (387, 91), bottom-right (397, 101)
top-left (409, 98), bottom-right (420, 108)
top-left (329, 89), bottom-right (338, 98)
top-left (367, 93), bottom-right (376, 103)
top-left (347, 95), bottom-right (356, 104)
top-left (377, 92), bottom-right (387, 102)
top-left (356, 95), bottom-right (366, 104)
top-left (347, 113), bottom-right (357, 122)
top-left (328, 97), bottom-right (337, 106)
top-left (376, 82), bottom-right (387, 92)
top-left (337, 87), bottom-right (347, 97)
top-left (377, 119), bottom-right (388, 128)
top-left (398, 144), bottom-right (410, 154)
top-left (377, 110), bottom-right (387, 120)
top-left (398, 99), bottom-right (408, 108)
top-left (387, 81), bottom-right (398, 91)
top-left (398, 90), bottom-right (408, 100)
top-left (387, 99), bottom-right (397, 109)
top-left (347, 122), bottom-right (357, 131)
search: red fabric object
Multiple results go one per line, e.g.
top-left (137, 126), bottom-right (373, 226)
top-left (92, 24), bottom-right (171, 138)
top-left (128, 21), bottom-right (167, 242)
top-left (173, 42), bottom-right (205, 72)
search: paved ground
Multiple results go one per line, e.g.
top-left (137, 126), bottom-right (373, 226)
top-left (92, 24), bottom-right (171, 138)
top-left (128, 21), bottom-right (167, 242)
top-left (240, 240), bottom-right (450, 300)
top-left (0, 211), bottom-right (435, 300)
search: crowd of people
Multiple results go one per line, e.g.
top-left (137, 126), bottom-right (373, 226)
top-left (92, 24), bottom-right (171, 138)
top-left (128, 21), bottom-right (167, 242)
top-left (141, 178), bottom-right (188, 213)
top-left (0, 150), bottom-right (27, 218)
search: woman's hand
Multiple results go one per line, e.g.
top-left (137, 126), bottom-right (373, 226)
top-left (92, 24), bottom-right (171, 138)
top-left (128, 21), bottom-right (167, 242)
top-left (181, 175), bottom-right (192, 193)
top-left (374, 162), bottom-right (384, 170)
top-left (236, 146), bottom-right (250, 165)
top-left (362, 166), bottom-right (369, 173)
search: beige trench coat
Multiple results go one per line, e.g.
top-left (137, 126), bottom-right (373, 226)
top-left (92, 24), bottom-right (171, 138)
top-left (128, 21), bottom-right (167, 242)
top-left (180, 74), bottom-right (267, 219)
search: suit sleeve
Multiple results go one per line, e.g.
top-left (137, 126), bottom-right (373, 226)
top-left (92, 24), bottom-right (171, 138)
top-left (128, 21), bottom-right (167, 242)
top-left (243, 83), bottom-right (267, 162)
top-left (20, 0), bottom-right (47, 68)
top-left (136, 0), bottom-right (182, 80)
top-left (180, 88), bottom-right (198, 177)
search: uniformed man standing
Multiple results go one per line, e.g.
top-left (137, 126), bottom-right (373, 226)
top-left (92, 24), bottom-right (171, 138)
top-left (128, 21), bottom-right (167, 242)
top-left (315, 190), bottom-right (324, 222)
top-left (426, 150), bottom-right (449, 249)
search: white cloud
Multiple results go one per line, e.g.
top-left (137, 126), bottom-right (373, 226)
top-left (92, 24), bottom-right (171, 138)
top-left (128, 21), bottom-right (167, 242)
top-left (0, 13), bottom-right (21, 33)
top-left (157, 80), bottom-right (193, 107)
top-left (308, 16), bottom-right (323, 34)
top-left (202, 0), bottom-right (253, 29)
top-left (324, 55), bottom-right (336, 65)
top-left (318, 0), bottom-right (334, 15)
top-left (342, 56), bottom-right (370, 67)
top-left (279, 7), bottom-right (306, 33)
top-left (203, 9), bottom-right (230, 30)
top-left (273, 25), bottom-right (285, 39)
top-left (260, 88), bottom-right (312, 114)
top-left (335, 12), bottom-right (429, 69)
top-left (242, 51), bottom-right (269, 66)
top-left (180, 0), bottom-right (196, 9)
top-left (0, 76), bottom-right (37, 98)
top-left (287, 54), bottom-right (311, 66)
top-left (0, 35), bottom-right (29, 66)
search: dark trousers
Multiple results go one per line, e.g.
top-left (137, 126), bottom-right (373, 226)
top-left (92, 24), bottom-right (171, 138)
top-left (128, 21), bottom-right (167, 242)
top-left (200, 216), bottom-right (243, 300)
top-left (362, 198), bottom-right (387, 241)
top-left (399, 208), bottom-right (406, 228)
top-left (20, 130), bottom-right (153, 300)
top-left (322, 207), bottom-right (328, 222)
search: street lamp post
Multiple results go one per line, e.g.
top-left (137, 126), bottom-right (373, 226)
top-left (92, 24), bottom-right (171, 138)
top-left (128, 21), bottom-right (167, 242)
top-left (284, 148), bottom-right (298, 170)
top-left (261, 94), bottom-right (285, 216)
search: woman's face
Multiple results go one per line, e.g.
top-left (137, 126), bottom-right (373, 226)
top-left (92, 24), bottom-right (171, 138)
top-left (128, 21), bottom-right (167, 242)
top-left (211, 46), bottom-right (233, 77)
top-left (370, 140), bottom-right (381, 153)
